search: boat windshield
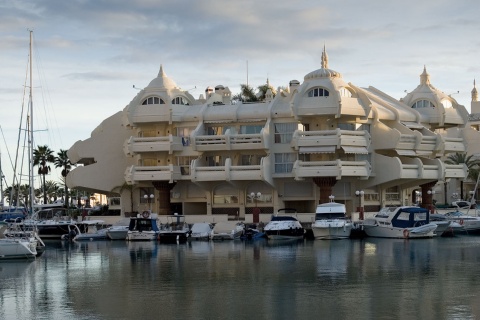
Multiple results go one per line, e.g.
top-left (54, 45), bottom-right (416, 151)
top-left (315, 212), bottom-right (345, 220)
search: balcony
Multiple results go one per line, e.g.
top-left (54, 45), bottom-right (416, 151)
top-left (292, 160), bottom-right (371, 180)
top-left (191, 157), bottom-right (273, 185)
top-left (125, 165), bottom-right (181, 184)
top-left (124, 135), bottom-right (184, 156)
top-left (291, 129), bottom-right (370, 154)
top-left (191, 133), bottom-right (267, 152)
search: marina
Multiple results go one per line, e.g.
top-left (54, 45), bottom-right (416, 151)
top-left (2, 236), bottom-right (480, 319)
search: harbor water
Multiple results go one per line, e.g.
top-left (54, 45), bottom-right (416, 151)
top-left (2, 236), bottom-right (480, 320)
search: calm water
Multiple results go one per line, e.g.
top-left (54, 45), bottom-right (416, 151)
top-left (1, 236), bottom-right (480, 320)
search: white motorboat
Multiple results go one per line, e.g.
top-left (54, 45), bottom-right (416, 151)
top-left (443, 211), bottom-right (480, 234)
top-left (311, 202), bottom-right (352, 240)
top-left (126, 212), bottom-right (159, 241)
top-left (61, 222), bottom-right (109, 241)
top-left (263, 209), bottom-right (305, 240)
top-left (210, 221), bottom-right (244, 240)
top-left (0, 222), bottom-right (37, 259)
top-left (22, 208), bottom-right (78, 239)
top-left (189, 222), bottom-right (213, 240)
top-left (429, 213), bottom-right (457, 236)
top-left (158, 214), bottom-right (190, 244)
top-left (2, 221), bottom-right (45, 255)
top-left (362, 206), bottom-right (437, 238)
top-left (106, 218), bottom-right (130, 240)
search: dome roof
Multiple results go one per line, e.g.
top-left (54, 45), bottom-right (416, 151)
top-left (304, 46), bottom-right (342, 80)
top-left (146, 65), bottom-right (178, 90)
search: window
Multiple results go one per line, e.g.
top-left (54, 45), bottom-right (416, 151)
top-left (441, 99), bottom-right (452, 108)
top-left (177, 127), bottom-right (193, 146)
top-left (412, 100), bottom-right (435, 108)
top-left (274, 123), bottom-right (298, 143)
top-left (339, 87), bottom-right (352, 97)
top-left (207, 126), bottom-right (232, 135)
top-left (141, 158), bottom-right (157, 166)
top-left (241, 154), bottom-right (261, 166)
top-left (239, 125), bottom-right (263, 134)
top-left (172, 96), bottom-right (189, 105)
top-left (139, 129), bottom-right (156, 138)
top-left (307, 87), bottom-right (330, 97)
top-left (206, 155), bottom-right (225, 166)
top-left (142, 96), bottom-right (165, 105)
top-left (177, 156), bottom-right (196, 175)
top-left (274, 153), bottom-right (296, 173)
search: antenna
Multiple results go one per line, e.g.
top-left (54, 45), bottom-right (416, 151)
top-left (186, 86), bottom-right (197, 91)
top-left (448, 91), bottom-right (459, 97)
top-left (132, 85), bottom-right (142, 90)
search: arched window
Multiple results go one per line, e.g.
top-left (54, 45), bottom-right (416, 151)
top-left (172, 96), bottom-right (189, 105)
top-left (142, 96), bottom-right (165, 105)
top-left (441, 99), bottom-right (452, 108)
top-left (307, 87), bottom-right (330, 97)
top-left (339, 87), bottom-right (352, 98)
top-left (412, 100), bottom-right (435, 108)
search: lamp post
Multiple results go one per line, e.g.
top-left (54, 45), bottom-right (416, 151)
top-left (250, 192), bottom-right (261, 223)
top-left (328, 195), bottom-right (335, 203)
top-left (144, 194), bottom-right (154, 212)
top-left (355, 190), bottom-right (364, 220)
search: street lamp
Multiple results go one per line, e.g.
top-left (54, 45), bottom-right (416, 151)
top-left (144, 194), bottom-right (154, 212)
top-left (355, 190), bottom-right (364, 220)
top-left (328, 195), bottom-right (335, 203)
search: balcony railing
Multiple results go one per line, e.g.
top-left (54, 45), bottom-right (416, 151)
top-left (292, 159), bottom-right (371, 180)
top-left (125, 165), bottom-right (181, 184)
top-left (291, 129), bottom-right (370, 152)
top-left (124, 135), bottom-right (184, 156)
top-left (191, 133), bottom-right (266, 151)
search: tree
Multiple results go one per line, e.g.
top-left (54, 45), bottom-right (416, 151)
top-left (445, 152), bottom-right (480, 200)
top-left (232, 84), bottom-right (258, 103)
top-left (33, 145), bottom-right (55, 204)
top-left (54, 149), bottom-right (72, 207)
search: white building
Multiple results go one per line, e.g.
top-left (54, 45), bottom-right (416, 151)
top-left (67, 48), bottom-right (478, 220)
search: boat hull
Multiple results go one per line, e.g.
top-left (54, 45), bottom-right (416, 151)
top-left (363, 223), bottom-right (437, 239)
top-left (311, 220), bottom-right (352, 240)
top-left (0, 238), bottom-right (37, 259)
top-left (158, 231), bottom-right (188, 243)
top-left (126, 231), bottom-right (158, 241)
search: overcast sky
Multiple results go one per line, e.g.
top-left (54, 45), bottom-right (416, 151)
top-left (1, 0), bottom-right (480, 186)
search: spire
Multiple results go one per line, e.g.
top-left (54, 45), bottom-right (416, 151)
top-left (420, 65), bottom-right (430, 85)
top-left (158, 64), bottom-right (165, 77)
top-left (321, 45), bottom-right (329, 69)
top-left (472, 79), bottom-right (478, 102)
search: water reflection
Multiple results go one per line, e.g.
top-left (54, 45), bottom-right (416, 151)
top-left (1, 237), bottom-right (480, 319)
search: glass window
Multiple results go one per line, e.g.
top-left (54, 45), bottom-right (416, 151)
top-left (172, 96), bottom-right (189, 105)
top-left (177, 127), bottom-right (193, 146)
top-left (142, 96), bottom-right (165, 105)
top-left (141, 158), bottom-right (157, 166)
top-left (307, 87), bottom-right (330, 97)
top-left (339, 87), bottom-right (352, 97)
top-left (274, 123), bottom-right (297, 143)
top-left (241, 154), bottom-right (261, 165)
top-left (412, 100), bottom-right (435, 108)
top-left (239, 125), bottom-right (263, 134)
top-left (441, 99), bottom-right (452, 108)
top-left (206, 155), bottom-right (225, 166)
top-left (274, 153), bottom-right (296, 173)
top-left (177, 156), bottom-right (196, 175)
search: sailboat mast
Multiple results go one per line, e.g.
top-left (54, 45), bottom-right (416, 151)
top-left (28, 30), bottom-right (35, 215)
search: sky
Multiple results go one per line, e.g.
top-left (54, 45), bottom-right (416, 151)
top-left (1, 0), bottom-right (480, 188)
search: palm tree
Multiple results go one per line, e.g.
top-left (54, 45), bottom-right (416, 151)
top-left (232, 84), bottom-right (258, 103)
top-left (33, 145), bottom-right (55, 204)
top-left (54, 149), bottom-right (72, 207)
top-left (445, 152), bottom-right (480, 200)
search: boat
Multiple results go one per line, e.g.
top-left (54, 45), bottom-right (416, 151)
top-left (443, 211), bottom-right (480, 234)
top-left (2, 220), bottom-right (45, 255)
top-left (126, 211), bottom-right (159, 241)
top-left (311, 202), bottom-right (352, 240)
top-left (158, 214), bottom-right (189, 244)
top-left (240, 224), bottom-right (265, 240)
top-left (188, 222), bottom-right (213, 241)
top-left (429, 213), bottom-right (458, 236)
top-left (106, 218), bottom-right (130, 240)
top-left (61, 221), bottom-right (109, 241)
top-left (362, 206), bottom-right (438, 238)
top-left (21, 208), bottom-right (78, 239)
top-left (210, 221), bottom-right (245, 240)
top-left (263, 209), bottom-right (305, 240)
top-left (0, 221), bottom-right (37, 259)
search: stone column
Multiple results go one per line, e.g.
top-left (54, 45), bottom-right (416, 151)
top-left (421, 181), bottom-right (437, 213)
top-left (152, 181), bottom-right (177, 215)
top-left (313, 177), bottom-right (337, 204)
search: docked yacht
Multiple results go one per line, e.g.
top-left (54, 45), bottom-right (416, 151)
top-left (158, 214), bottom-right (189, 243)
top-left (311, 202), bottom-right (352, 240)
top-left (189, 222), bottom-right (213, 240)
top-left (443, 211), bottom-right (480, 234)
top-left (362, 206), bottom-right (437, 238)
top-left (263, 209), bottom-right (305, 240)
top-left (126, 212), bottom-right (160, 241)
top-left (0, 222), bottom-right (37, 259)
top-left (210, 221), bottom-right (245, 240)
top-left (106, 218), bottom-right (130, 240)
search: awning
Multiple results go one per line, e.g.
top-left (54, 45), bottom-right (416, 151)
top-left (299, 146), bottom-right (336, 154)
top-left (396, 149), bottom-right (416, 156)
top-left (402, 121), bottom-right (424, 129)
top-left (341, 146), bottom-right (369, 154)
top-left (204, 120), bottom-right (234, 124)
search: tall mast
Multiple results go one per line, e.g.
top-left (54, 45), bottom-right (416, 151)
top-left (28, 30), bottom-right (35, 215)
